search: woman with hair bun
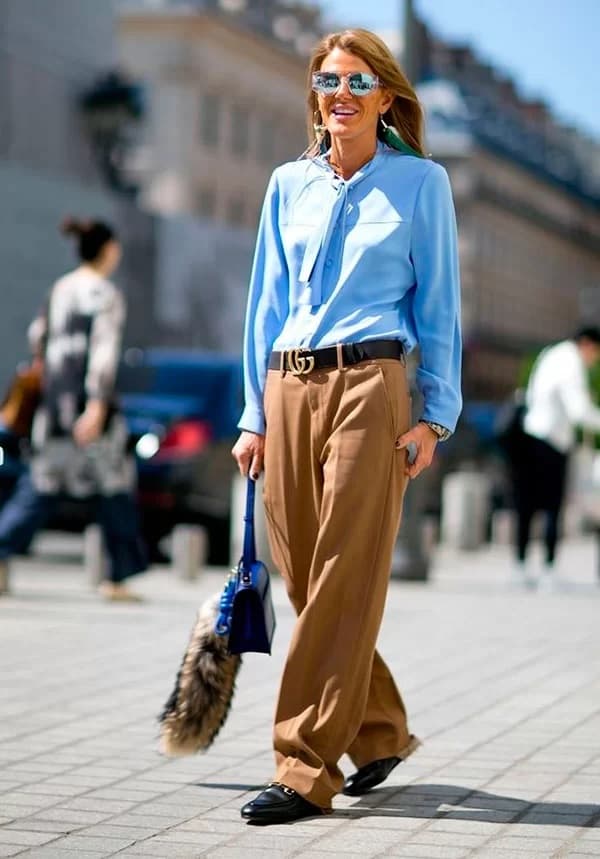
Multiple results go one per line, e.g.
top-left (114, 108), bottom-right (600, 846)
top-left (0, 217), bottom-right (147, 600)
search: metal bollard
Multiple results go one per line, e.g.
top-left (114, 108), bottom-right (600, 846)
top-left (171, 525), bottom-right (207, 581)
top-left (84, 524), bottom-right (109, 587)
top-left (0, 559), bottom-right (10, 595)
top-left (391, 473), bottom-right (432, 581)
top-left (441, 471), bottom-right (491, 551)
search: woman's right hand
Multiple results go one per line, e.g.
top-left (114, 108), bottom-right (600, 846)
top-left (232, 431), bottom-right (265, 480)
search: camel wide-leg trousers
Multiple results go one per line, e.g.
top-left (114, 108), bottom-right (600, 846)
top-left (262, 357), bottom-right (419, 810)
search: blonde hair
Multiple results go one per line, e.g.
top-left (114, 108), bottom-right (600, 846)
top-left (305, 28), bottom-right (425, 158)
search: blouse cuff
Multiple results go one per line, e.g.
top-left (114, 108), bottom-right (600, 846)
top-left (238, 404), bottom-right (265, 436)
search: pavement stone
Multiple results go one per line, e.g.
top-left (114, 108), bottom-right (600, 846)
top-left (0, 824), bottom-right (71, 837)
top-left (14, 850), bottom-right (107, 859)
top-left (39, 834), bottom-right (137, 852)
top-left (76, 824), bottom-right (160, 840)
top-left (477, 834), bottom-right (566, 851)
top-left (30, 811), bottom-right (112, 826)
top-left (0, 830), bottom-right (60, 847)
top-left (385, 845), bottom-right (470, 858)
top-left (468, 851), bottom-right (550, 859)
top-left (202, 850), bottom-right (293, 859)
top-left (2, 533), bottom-right (600, 857)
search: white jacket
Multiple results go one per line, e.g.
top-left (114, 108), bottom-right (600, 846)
top-left (524, 340), bottom-right (600, 453)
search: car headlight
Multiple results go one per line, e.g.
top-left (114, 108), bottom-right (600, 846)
top-left (136, 433), bottom-right (160, 460)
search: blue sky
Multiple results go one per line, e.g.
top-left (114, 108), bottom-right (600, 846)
top-left (319, 0), bottom-right (600, 140)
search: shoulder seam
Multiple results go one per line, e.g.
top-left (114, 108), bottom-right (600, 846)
top-left (411, 160), bottom-right (440, 225)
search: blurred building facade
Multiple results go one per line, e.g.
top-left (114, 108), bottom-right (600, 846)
top-left (118, 7), bottom-right (308, 227)
top-left (121, 1), bottom-right (600, 398)
top-left (413, 26), bottom-right (600, 400)
top-left (1, 0), bottom-right (323, 380)
top-left (0, 1), bottom-right (114, 387)
top-left (0, 0), bottom-right (157, 389)
top-left (118, 0), bottom-right (323, 57)
top-left (3, 0), bottom-right (599, 408)
top-left (116, 3), bottom-right (317, 350)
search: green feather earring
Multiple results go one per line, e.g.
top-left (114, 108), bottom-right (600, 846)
top-left (379, 115), bottom-right (424, 158)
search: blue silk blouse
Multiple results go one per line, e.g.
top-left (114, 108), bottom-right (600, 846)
top-left (239, 141), bottom-right (462, 435)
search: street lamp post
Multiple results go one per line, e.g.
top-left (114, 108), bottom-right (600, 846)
top-left (79, 71), bottom-right (145, 195)
top-left (402, 0), bottom-right (417, 81)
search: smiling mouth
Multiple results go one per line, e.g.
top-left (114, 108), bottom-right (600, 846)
top-left (332, 109), bottom-right (358, 117)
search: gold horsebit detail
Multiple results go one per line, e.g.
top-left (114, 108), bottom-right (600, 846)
top-left (283, 348), bottom-right (316, 376)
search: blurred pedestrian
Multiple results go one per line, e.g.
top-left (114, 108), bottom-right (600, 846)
top-left (0, 356), bottom-right (43, 440)
top-left (0, 352), bottom-right (43, 556)
top-left (0, 218), bottom-right (147, 600)
top-left (511, 327), bottom-right (600, 589)
top-left (231, 28), bottom-right (462, 824)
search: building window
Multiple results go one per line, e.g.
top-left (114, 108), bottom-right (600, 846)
top-left (227, 197), bottom-right (245, 226)
top-left (197, 186), bottom-right (216, 218)
top-left (277, 129), bottom-right (301, 163)
top-left (231, 104), bottom-right (250, 157)
top-left (199, 92), bottom-right (220, 148)
top-left (252, 204), bottom-right (262, 230)
top-left (257, 115), bottom-right (276, 166)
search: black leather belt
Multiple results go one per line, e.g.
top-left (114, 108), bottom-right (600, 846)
top-left (269, 339), bottom-right (405, 375)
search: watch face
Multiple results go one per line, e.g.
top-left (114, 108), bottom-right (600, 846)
top-left (420, 420), bottom-right (450, 440)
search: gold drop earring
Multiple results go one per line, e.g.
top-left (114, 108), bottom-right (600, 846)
top-left (313, 110), bottom-right (329, 155)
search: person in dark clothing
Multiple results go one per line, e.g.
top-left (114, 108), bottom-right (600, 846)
top-left (511, 327), bottom-right (600, 589)
top-left (0, 218), bottom-right (147, 600)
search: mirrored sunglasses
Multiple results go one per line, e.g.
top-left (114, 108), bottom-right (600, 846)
top-left (311, 71), bottom-right (380, 97)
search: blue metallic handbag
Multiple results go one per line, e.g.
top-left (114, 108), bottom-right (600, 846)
top-left (215, 477), bottom-right (276, 655)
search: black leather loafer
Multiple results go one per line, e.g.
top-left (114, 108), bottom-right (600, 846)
top-left (343, 755), bottom-right (402, 796)
top-left (241, 782), bottom-right (325, 825)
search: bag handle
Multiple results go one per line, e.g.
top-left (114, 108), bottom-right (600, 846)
top-left (242, 476), bottom-right (257, 568)
top-left (214, 477), bottom-right (257, 635)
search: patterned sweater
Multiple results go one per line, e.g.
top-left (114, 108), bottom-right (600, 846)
top-left (29, 268), bottom-right (125, 439)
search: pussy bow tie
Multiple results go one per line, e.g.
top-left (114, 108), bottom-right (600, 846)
top-left (298, 178), bottom-right (347, 306)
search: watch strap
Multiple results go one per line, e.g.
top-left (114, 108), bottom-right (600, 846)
top-left (420, 420), bottom-right (452, 442)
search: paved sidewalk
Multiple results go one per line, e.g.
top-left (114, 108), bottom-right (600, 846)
top-left (1, 533), bottom-right (600, 858)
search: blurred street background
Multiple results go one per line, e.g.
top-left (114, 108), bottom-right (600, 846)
top-left (1, 0), bottom-right (600, 856)
top-left (1, 0), bottom-right (599, 568)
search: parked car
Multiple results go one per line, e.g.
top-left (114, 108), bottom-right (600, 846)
top-left (0, 348), bottom-right (244, 565)
top-left (118, 348), bottom-right (243, 563)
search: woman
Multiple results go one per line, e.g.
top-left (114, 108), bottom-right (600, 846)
top-left (0, 218), bottom-right (147, 600)
top-left (232, 29), bottom-right (462, 824)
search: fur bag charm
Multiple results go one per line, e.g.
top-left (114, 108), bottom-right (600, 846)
top-left (158, 593), bottom-right (242, 756)
top-left (158, 478), bottom-right (275, 755)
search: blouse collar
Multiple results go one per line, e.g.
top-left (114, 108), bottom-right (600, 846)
top-left (316, 138), bottom-right (388, 184)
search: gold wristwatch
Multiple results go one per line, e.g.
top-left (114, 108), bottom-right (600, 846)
top-left (420, 420), bottom-right (452, 442)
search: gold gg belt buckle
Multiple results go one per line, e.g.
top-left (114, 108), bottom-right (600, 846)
top-left (285, 348), bottom-right (315, 375)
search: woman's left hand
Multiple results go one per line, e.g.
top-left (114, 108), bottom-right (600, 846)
top-left (395, 422), bottom-right (438, 479)
top-left (73, 400), bottom-right (107, 447)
